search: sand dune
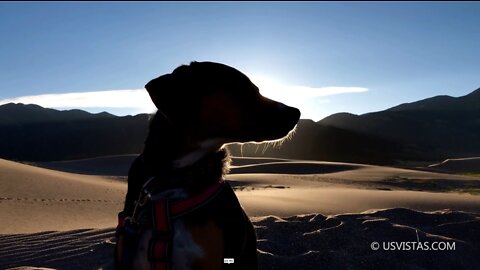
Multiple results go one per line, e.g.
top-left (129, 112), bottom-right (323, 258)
top-left (32, 154), bottom-right (137, 176)
top-left (1, 157), bottom-right (480, 269)
top-left (255, 208), bottom-right (480, 270)
top-left (32, 156), bottom-right (300, 176)
top-left (2, 208), bottom-right (479, 269)
top-left (0, 159), bottom-right (125, 233)
top-left (33, 154), bottom-right (480, 180)
top-left (230, 161), bottom-right (362, 175)
top-left (5, 158), bottom-right (480, 233)
top-left (428, 157), bottom-right (480, 174)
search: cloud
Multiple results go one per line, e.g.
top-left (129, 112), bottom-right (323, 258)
top-left (0, 81), bottom-right (367, 118)
top-left (248, 76), bottom-right (368, 121)
top-left (0, 89), bottom-right (157, 114)
top-left (250, 75), bottom-right (368, 102)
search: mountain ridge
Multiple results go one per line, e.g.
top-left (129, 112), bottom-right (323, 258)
top-left (0, 103), bottom-right (149, 161)
top-left (1, 87), bottom-right (479, 164)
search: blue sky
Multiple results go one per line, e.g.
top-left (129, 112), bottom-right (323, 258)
top-left (0, 2), bottom-right (479, 120)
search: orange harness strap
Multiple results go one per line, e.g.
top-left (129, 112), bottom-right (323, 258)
top-left (149, 199), bottom-right (171, 270)
top-left (148, 180), bottom-right (225, 270)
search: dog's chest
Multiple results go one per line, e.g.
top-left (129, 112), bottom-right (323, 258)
top-left (132, 188), bottom-right (224, 270)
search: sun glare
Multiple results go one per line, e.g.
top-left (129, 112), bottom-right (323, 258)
top-left (247, 73), bottom-right (368, 121)
top-left (248, 74), bottom-right (293, 102)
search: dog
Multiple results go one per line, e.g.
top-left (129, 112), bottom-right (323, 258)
top-left (115, 61), bottom-right (300, 270)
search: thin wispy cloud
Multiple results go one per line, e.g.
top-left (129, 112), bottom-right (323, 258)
top-left (250, 76), bottom-right (368, 120)
top-left (260, 85), bottom-right (368, 101)
top-left (250, 75), bottom-right (368, 102)
top-left (0, 89), bottom-right (157, 114)
top-left (0, 81), bottom-right (367, 118)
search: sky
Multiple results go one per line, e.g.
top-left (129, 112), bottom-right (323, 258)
top-left (0, 2), bottom-right (479, 120)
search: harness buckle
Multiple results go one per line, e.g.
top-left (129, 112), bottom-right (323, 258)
top-left (131, 180), bottom-right (155, 222)
top-left (139, 191), bottom-right (151, 207)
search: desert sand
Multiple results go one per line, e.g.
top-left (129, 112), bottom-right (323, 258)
top-left (1, 157), bottom-right (480, 269)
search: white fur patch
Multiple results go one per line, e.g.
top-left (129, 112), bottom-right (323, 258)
top-left (171, 220), bottom-right (205, 270)
top-left (132, 187), bottom-right (204, 269)
top-left (132, 220), bottom-right (204, 270)
top-left (173, 138), bottom-right (226, 168)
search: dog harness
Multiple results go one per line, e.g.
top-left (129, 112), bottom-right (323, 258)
top-left (116, 178), bottom-right (225, 270)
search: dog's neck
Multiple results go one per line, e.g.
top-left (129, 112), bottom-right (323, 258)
top-left (142, 113), bottom-right (231, 193)
top-left (173, 138), bottom-right (226, 169)
top-left (143, 139), bottom-right (230, 194)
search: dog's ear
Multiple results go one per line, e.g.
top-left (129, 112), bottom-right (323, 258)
top-left (145, 64), bottom-right (194, 111)
top-left (145, 73), bottom-right (175, 110)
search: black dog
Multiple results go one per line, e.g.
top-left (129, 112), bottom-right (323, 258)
top-left (115, 61), bottom-right (300, 270)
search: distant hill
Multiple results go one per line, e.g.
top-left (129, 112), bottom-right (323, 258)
top-left (0, 103), bottom-right (116, 125)
top-left (227, 119), bottom-right (402, 165)
top-left (1, 88), bottom-right (479, 164)
top-left (318, 88), bottom-right (480, 161)
top-left (0, 103), bottom-right (149, 161)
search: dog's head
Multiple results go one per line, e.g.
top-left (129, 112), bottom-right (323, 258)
top-left (145, 61), bottom-right (300, 148)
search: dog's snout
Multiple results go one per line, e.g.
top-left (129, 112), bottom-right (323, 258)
top-left (279, 103), bottom-right (301, 123)
top-left (288, 106), bottom-right (301, 120)
top-left (277, 102), bottom-right (287, 110)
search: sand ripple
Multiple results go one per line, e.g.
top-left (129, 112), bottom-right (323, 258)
top-left (255, 208), bottom-right (480, 270)
top-left (1, 208), bottom-right (479, 270)
top-left (0, 229), bottom-right (114, 270)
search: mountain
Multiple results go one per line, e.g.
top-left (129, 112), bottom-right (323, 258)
top-left (318, 88), bottom-right (480, 161)
top-left (0, 103), bottom-right (401, 164)
top-left (227, 119), bottom-right (402, 165)
top-left (1, 88), bottom-right (479, 164)
top-left (389, 88), bottom-right (480, 112)
top-left (0, 103), bottom-right (115, 125)
top-left (0, 103), bottom-right (149, 161)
